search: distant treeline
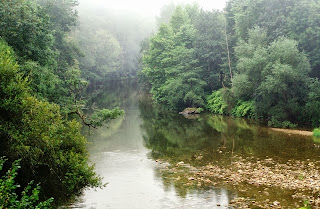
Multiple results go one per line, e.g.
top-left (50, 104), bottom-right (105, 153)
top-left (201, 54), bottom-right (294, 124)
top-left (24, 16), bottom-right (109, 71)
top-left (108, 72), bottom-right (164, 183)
top-left (140, 0), bottom-right (320, 128)
top-left (74, 6), bottom-right (154, 88)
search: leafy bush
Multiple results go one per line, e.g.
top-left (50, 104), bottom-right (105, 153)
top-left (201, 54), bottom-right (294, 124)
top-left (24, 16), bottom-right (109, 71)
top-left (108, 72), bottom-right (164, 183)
top-left (0, 158), bottom-right (53, 208)
top-left (207, 89), bottom-right (228, 115)
top-left (268, 117), bottom-right (297, 129)
top-left (232, 100), bottom-right (256, 118)
top-left (305, 79), bottom-right (320, 127)
top-left (196, 107), bottom-right (204, 113)
top-left (313, 128), bottom-right (320, 137)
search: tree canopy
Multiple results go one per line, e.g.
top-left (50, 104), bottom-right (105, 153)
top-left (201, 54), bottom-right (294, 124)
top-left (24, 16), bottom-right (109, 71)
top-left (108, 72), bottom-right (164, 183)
top-left (0, 40), bottom-right (101, 202)
top-left (140, 1), bottom-right (320, 127)
top-left (0, 0), bottom-right (125, 204)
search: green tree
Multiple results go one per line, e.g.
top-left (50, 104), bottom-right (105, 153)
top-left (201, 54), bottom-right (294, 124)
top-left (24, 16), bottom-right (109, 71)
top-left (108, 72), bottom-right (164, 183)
top-left (0, 40), bottom-right (101, 203)
top-left (225, 0), bottom-right (320, 78)
top-left (142, 6), bottom-right (206, 109)
top-left (36, 0), bottom-right (81, 73)
top-left (0, 158), bottom-right (53, 208)
top-left (0, 0), bottom-right (55, 65)
top-left (20, 61), bottom-right (60, 101)
top-left (230, 0), bottom-right (294, 41)
top-left (233, 28), bottom-right (310, 126)
top-left (233, 27), bottom-right (268, 100)
top-left (305, 79), bottom-right (320, 127)
top-left (0, 0), bottom-right (83, 106)
top-left (32, 0), bottom-right (83, 105)
top-left (193, 10), bottom-right (226, 91)
top-left (287, 0), bottom-right (320, 78)
top-left (36, 0), bottom-right (78, 33)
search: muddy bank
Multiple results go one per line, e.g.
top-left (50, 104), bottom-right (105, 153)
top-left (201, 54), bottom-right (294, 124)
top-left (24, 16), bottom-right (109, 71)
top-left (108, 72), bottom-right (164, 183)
top-left (270, 128), bottom-right (313, 136)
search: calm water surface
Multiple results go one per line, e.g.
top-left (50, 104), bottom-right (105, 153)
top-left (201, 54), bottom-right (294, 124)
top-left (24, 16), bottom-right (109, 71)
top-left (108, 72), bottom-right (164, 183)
top-left (71, 81), bottom-right (320, 209)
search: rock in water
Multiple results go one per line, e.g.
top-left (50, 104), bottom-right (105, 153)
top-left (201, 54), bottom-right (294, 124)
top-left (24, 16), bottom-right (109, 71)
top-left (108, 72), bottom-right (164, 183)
top-left (179, 107), bottom-right (201, 115)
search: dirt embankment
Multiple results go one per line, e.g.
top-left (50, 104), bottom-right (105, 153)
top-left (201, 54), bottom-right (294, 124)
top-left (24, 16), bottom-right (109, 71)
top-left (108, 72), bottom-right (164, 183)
top-left (270, 128), bottom-right (313, 136)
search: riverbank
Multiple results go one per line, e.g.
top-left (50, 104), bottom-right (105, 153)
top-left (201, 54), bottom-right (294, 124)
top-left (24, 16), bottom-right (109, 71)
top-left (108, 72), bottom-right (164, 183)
top-left (270, 128), bottom-right (313, 136)
top-left (156, 156), bottom-right (320, 208)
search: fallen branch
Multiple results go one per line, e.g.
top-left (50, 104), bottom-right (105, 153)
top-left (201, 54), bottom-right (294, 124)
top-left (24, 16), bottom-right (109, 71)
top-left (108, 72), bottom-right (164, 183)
top-left (69, 109), bottom-right (97, 129)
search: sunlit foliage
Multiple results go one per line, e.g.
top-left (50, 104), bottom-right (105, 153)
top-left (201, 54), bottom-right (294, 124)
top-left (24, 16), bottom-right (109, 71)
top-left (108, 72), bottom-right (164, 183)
top-left (207, 89), bottom-right (228, 115)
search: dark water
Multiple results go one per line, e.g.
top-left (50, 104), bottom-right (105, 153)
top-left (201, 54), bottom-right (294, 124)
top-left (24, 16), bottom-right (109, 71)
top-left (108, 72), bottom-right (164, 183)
top-left (71, 80), bottom-right (320, 209)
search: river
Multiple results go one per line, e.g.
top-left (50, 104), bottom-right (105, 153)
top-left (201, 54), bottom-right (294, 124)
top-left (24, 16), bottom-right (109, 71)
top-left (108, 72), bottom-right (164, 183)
top-left (71, 80), bottom-right (320, 208)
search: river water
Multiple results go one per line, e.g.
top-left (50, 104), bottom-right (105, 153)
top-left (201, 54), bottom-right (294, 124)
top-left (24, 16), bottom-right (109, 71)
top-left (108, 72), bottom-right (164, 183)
top-left (71, 81), bottom-right (320, 209)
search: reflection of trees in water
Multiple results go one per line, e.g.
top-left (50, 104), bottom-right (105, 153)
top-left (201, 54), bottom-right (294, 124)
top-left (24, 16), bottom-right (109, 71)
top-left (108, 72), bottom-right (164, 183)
top-left (82, 79), bottom-right (141, 147)
top-left (140, 99), bottom-right (218, 164)
top-left (139, 99), bottom-right (319, 203)
top-left (86, 79), bottom-right (140, 110)
top-left (140, 97), bottom-right (259, 165)
top-left (135, 83), bottom-right (320, 203)
top-left (140, 98), bottom-right (320, 165)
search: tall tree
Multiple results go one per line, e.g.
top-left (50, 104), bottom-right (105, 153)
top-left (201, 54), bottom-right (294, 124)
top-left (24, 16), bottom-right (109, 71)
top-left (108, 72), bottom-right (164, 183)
top-left (0, 0), bottom-right (54, 65)
top-left (287, 0), bottom-right (320, 78)
top-left (233, 28), bottom-right (311, 126)
top-left (36, 0), bottom-right (80, 68)
top-left (142, 6), bottom-right (206, 109)
top-left (225, 0), bottom-right (320, 78)
top-left (0, 40), bottom-right (101, 203)
top-left (193, 10), bottom-right (226, 91)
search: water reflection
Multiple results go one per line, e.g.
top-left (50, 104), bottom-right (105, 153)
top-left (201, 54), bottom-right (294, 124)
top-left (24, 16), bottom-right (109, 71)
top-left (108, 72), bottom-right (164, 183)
top-left (72, 80), bottom-right (320, 208)
top-left (140, 94), bottom-right (320, 208)
top-left (141, 97), bottom-right (320, 165)
top-left (72, 81), bottom-right (236, 209)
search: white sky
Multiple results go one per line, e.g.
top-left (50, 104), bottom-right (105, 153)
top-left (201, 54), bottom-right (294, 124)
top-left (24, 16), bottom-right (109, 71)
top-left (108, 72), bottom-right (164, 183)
top-left (80, 0), bottom-right (227, 16)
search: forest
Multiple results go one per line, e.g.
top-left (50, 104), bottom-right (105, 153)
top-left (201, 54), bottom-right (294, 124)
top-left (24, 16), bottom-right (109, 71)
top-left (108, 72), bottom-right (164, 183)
top-left (141, 0), bottom-right (320, 129)
top-left (0, 0), bottom-right (136, 207)
top-left (0, 0), bottom-right (320, 208)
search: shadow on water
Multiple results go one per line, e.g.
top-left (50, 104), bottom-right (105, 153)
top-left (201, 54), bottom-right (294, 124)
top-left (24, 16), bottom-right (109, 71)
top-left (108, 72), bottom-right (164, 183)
top-left (72, 80), bottom-right (320, 208)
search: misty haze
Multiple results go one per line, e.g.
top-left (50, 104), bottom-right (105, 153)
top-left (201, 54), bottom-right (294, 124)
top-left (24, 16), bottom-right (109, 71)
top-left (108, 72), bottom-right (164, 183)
top-left (0, 0), bottom-right (320, 208)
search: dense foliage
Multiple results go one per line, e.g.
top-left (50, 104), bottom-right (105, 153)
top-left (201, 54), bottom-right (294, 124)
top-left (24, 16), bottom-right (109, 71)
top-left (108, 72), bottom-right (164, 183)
top-left (0, 40), bottom-right (103, 203)
top-left (314, 128), bottom-right (320, 138)
top-left (0, 0), bottom-right (54, 65)
top-left (0, 0), bottom-right (124, 205)
top-left (234, 28), bottom-right (310, 126)
top-left (0, 0), bottom-right (78, 104)
top-left (141, 6), bottom-right (210, 109)
top-left (206, 89), bottom-right (228, 115)
top-left (141, 1), bottom-right (320, 127)
top-left (0, 0), bottom-right (123, 116)
top-left (0, 158), bottom-right (53, 208)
